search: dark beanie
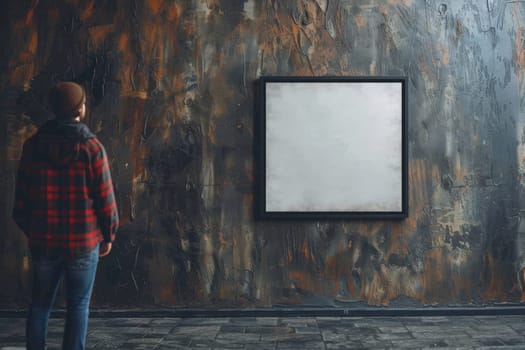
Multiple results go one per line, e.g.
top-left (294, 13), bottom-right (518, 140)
top-left (49, 82), bottom-right (86, 119)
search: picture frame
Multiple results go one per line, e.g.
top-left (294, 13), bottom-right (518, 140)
top-left (255, 76), bottom-right (408, 220)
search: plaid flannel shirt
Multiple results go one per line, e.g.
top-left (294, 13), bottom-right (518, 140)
top-left (12, 120), bottom-right (119, 258)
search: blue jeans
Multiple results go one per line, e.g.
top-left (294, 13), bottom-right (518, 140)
top-left (27, 244), bottom-right (99, 350)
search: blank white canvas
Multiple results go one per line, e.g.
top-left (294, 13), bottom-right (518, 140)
top-left (265, 82), bottom-right (402, 212)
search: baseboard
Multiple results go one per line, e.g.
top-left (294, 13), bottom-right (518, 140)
top-left (1, 305), bottom-right (525, 318)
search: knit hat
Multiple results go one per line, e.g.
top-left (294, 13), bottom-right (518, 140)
top-left (48, 82), bottom-right (86, 119)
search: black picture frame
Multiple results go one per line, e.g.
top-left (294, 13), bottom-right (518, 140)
top-left (255, 76), bottom-right (408, 220)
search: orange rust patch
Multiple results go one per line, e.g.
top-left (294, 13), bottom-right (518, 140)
top-left (118, 33), bottom-right (129, 52)
top-left (142, 22), bottom-right (161, 55)
top-left (80, 1), bottom-right (95, 21)
top-left (242, 193), bottom-right (253, 218)
top-left (207, 120), bottom-right (217, 145)
top-left (516, 29), bottom-right (525, 76)
top-left (441, 44), bottom-right (449, 65)
top-left (147, 0), bottom-right (164, 15)
top-left (453, 156), bottom-right (469, 184)
top-left (386, 223), bottom-right (408, 256)
top-left (148, 43), bottom-right (164, 90)
top-left (480, 255), bottom-right (515, 301)
top-left (159, 286), bottom-right (175, 303)
top-left (301, 240), bottom-right (311, 262)
top-left (287, 270), bottom-right (325, 294)
top-left (28, 31), bottom-right (38, 54)
top-left (287, 244), bottom-right (294, 263)
top-left (402, 159), bottom-right (432, 232)
top-left (25, 0), bottom-right (39, 25)
top-left (425, 249), bottom-right (445, 284)
top-left (482, 255), bottom-right (499, 299)
top-left (166, 2), bottom-right (181, 21)
top-left (88, 24), bottom-right (114, 50)
top-left (508, 4), bottom-right (524, 95)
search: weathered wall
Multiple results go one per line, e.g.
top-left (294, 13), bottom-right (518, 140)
top-left (1, 0), bottom-right (524, 309)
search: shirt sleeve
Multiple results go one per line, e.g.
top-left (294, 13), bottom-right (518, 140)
top-left (12, 140), bottom-right (32, 235)
top-left (91, 140), bottom-right (119, 242)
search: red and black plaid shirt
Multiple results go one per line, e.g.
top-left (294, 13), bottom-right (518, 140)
top-left (13, 120), bottom-right (119, 257)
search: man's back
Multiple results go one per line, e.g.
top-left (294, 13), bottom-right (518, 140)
top-left (13, 118), bottom-right (118, 258)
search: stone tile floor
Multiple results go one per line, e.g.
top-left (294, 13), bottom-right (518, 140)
top-left (1, 315), bottom-right (525, 349)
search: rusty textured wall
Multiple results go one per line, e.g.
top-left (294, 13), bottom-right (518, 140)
top-left (1, 0), bottom-right (525, 309)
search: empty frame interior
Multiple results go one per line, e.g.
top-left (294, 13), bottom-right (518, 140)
top-left (259, 77), bottom-right (407, 219)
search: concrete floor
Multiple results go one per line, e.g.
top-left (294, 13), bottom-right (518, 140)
top-left (1, 315), bottom-right (525, 349)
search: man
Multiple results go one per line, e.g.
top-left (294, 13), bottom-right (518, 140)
top-left (12, 81), bottom-right (119, 350)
